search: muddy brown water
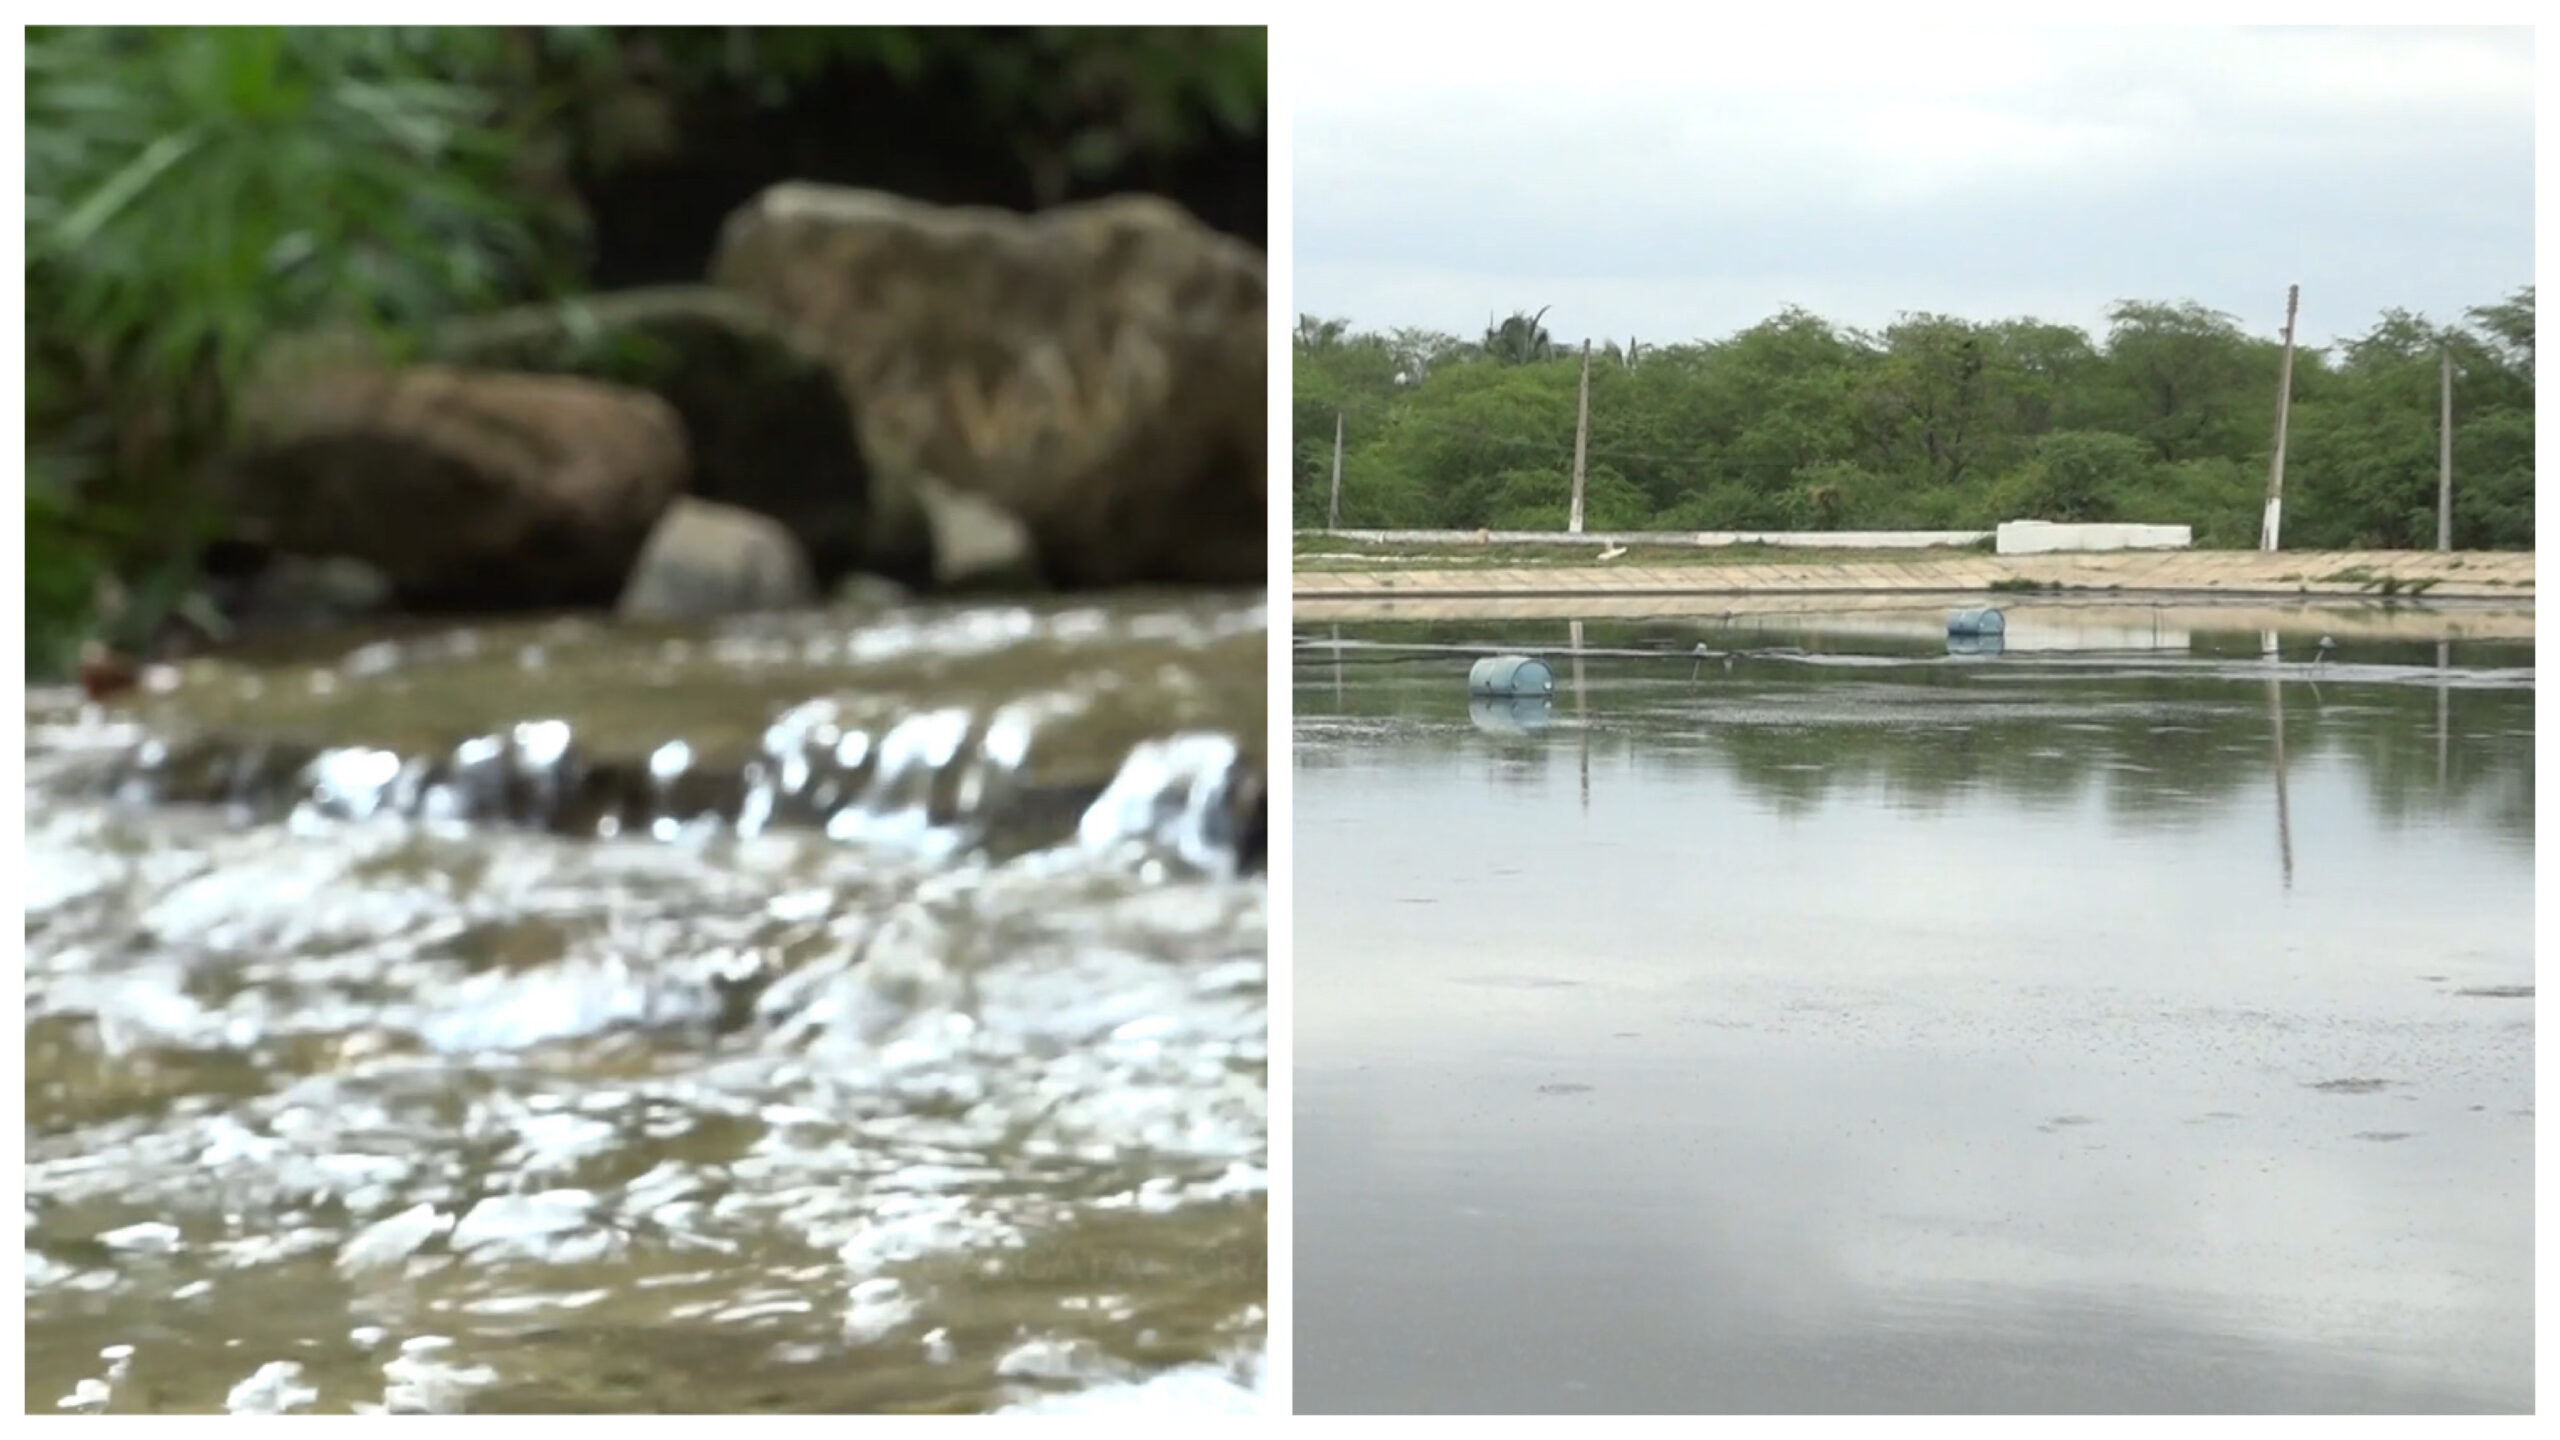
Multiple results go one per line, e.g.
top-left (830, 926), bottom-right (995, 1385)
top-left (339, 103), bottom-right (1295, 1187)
top-left (23, 592), bottom-right (1267, 1414)
top-left (1294, 606), bottom-right (2532, 1414)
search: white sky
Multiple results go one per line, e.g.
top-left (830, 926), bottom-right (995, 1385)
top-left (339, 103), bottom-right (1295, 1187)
top-left (1289, 22), bottom-right (2536, 348)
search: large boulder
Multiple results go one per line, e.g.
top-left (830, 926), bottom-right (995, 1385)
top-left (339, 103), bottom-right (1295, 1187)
top-left (709, 184), bottom-right (1265, 590)
top-left (426, 288), bottom-right (895, 585)
top-left (224, 366), bottom-right (686, 610)
top-left (616, 497), bottom-right (816, 623)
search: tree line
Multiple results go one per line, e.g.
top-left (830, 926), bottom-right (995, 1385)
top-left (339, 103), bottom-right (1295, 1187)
top-left (1292, 290), bottom-right (2534, 549)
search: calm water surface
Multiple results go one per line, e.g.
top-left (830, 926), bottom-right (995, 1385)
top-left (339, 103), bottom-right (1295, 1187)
top-left (1294, 605), bottom-right (2532, 1414)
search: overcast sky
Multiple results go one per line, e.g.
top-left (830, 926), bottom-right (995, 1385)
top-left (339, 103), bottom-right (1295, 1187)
top-left (1292, 24), bottom-right (2535, 350)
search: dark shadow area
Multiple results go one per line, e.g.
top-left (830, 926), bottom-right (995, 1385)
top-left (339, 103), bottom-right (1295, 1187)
top-left (578, 60), bottom-right (1265, 291)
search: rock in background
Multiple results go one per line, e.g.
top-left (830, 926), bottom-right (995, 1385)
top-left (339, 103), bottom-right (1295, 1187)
top-left (910, 476), bottom-right (1044, 593)
top-left (222, 365), bottom-right (687, 611)
top-left (426, 288), bottom-right (901, 587)
top-left (711, 184), bottom-right (1265, 590)
top-left (214, 186), bottom-right (1266, 614)
top-left (617, 497), bottom-right (816, 622)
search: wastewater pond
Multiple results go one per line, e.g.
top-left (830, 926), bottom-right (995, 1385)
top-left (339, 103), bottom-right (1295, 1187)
top-left (1293, 605), bottom-right (2532, 1415)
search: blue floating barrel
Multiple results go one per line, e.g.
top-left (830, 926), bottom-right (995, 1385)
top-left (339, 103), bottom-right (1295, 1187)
top-left (1468, 654), bottom-right (1555, 698)
top-left (1946, 632), bottom-right (2006, 657)
top-left (1947, 607), bottom-right (2007, 638)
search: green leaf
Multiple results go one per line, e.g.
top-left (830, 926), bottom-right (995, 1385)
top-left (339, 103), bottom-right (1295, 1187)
top-left (46, 126), bottom-right (206, 255)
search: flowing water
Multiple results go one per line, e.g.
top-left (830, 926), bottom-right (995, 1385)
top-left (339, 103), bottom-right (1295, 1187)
top-left (23, 592), bottom-right (1268, 1415)
top-left (1294, 603), bottom-right (2533, 1415)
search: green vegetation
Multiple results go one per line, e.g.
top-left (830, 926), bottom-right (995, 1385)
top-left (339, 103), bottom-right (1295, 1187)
top-left (27, 27), bottom-right (539, 677)
top-left (1290, 533), bottom-right (1985, 573)
top-left (1294, 293), bottom-right (2534, 552)
top-left (25, 25), bottom-right (1266, 678)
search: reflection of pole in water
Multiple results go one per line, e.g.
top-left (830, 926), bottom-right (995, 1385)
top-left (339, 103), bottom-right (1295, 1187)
top-left (2266, 638), bottom-right (2293, 891)
top-left (1331, 624), bottom-right (1344, 711)
top-left (2436, 639), bottom-right (2451, 790)
top-left (1570, 620), bottom-right (1590, 814)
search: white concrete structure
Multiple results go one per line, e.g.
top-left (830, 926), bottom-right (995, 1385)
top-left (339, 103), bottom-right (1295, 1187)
top-left (1995, 520), bottom-right (2192, 555)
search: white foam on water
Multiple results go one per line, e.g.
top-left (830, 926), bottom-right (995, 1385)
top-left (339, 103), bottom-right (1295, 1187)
top-left (1001, 1351), bottom-right (1268, 1415)
top-left (224, 1360), bottom-right (318, 1414)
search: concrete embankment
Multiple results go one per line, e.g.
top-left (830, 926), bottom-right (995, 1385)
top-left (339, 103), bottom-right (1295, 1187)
top-left (1295, 549), bottom-right (2534, 626)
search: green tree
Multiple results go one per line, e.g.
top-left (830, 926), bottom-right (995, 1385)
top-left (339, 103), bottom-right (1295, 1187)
top-left (1855, 313), bottom-right (1999, 489)
top-left (2008, 431), bottom-right (2152, 522)
top-left (2094, 301), bottom-right (2274, 462)
top-left (1294, 314), bottom-right (1354, 355)
top-left (2448, 287), bottom-right (2535, 548)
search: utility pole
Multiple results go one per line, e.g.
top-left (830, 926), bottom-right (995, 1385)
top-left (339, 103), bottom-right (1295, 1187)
top-left (1327, 409), bottom-right (1344, 532)
top-left (2259, 284), bottom-right (2299, 552)
top-left (1568, 339), bottom-right (1592, 534)
top-left (2437, 345), bottom-right (2454, 551)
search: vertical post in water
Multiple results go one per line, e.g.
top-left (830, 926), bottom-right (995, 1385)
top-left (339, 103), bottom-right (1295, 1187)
top-left (1568, 340), bottom-right (1592, 534)
top-left (1327, 409), bottom-right (1345, 532)
top-left (2436, 639), bottom-right (2451, 790)
top-left (2268, 657), bottom-right (2294, 891)
top-left (2260, 284), bottom-right (2300, 554)
top-left (2438, 345), bottom-right (2455, 551)
top-left (1570, 619), bottom-right (1590, 814)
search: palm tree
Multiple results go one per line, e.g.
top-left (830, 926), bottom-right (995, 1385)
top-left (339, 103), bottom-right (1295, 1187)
top-left (1480, 306), bottom-right (1555, 365)
top-left (1295, 314), bottom-right (1353, 355)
